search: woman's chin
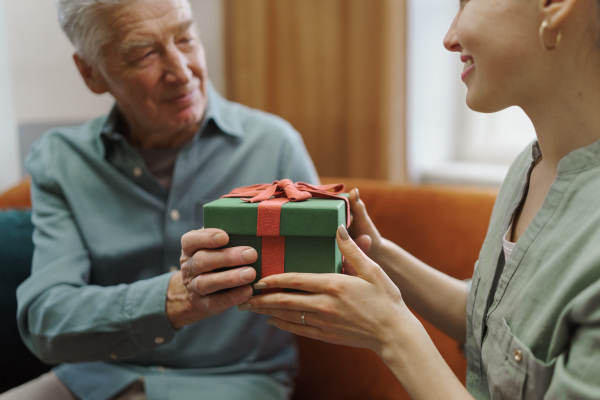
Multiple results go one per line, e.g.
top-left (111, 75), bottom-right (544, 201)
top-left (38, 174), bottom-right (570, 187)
top-left (465, 95), bottom-right (507, 114)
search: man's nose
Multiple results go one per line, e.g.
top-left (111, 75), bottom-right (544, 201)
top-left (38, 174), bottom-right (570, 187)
top-left (164, 47), bottom-right (192, 84)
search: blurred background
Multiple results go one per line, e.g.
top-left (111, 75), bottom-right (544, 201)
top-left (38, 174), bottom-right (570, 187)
top-left (0, 0), bottom-right (535, 192)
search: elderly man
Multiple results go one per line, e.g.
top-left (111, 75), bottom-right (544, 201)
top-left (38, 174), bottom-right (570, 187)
top-left (4, 0), bottom-right (318, 399)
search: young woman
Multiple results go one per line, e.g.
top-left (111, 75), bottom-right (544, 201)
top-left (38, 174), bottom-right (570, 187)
top-left (237, 0), bottom-right (600, 398)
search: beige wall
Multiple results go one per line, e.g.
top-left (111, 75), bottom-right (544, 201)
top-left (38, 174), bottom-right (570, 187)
top-left (6, 0), bottom-right (225, 124)
top-left (0, 0), bottom-right (19, 190)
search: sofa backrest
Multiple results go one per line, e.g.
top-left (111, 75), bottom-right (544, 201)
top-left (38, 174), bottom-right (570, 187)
top-left (0, 177), bottom-right (498, 399)
top-left (293, 177), bottom-right (497, 400)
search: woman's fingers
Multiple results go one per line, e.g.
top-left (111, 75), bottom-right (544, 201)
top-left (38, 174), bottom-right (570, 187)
top-left (265, 317), bottom-right (325, 341)
top-left (251, 226), bottom-right (379, 291)
top-left (238, 291), bottom-right (326, 317)
top-left (253, 272), bottom-right (344, 293)
top-left (354, 234), bottom-right (372, 254)
top-left (347, 189), bottom-right (374, 237)
top-left (337, 225), bottom-right (379, 279)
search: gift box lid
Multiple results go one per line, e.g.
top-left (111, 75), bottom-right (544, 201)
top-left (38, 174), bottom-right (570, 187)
top-left (203, 195), bottom-right (348, 237)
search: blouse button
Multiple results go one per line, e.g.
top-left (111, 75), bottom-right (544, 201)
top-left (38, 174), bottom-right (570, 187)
top-left (170, 209), bottom-right (180, 221)
top-left (513, 349), bottom-right (523, 362)
top-left (133, 167), bottom-right (143, 177)
top-left (154, 337), bottom-right (165, 344)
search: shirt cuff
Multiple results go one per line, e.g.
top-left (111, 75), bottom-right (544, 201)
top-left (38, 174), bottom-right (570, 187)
top-left (123, 273), bottom-right (176, 351)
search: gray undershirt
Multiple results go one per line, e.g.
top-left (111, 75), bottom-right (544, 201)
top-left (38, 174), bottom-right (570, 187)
top-left (135, 145), bottom-right (184, 189)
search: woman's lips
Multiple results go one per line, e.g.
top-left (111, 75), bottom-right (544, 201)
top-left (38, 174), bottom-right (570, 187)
top-left (461, 55), bottom-right (475, 82)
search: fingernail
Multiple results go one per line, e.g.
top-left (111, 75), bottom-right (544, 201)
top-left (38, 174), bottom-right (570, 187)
top-left (354, 188), bottom-right (360, 201)
top-left (213, 233), bottom-right (228, 246)
top-left (238, 302), bottom-right (252, 311)
top-left (241, 249), bottom-right (256, 262)
top-left (240, 268), bottom-right (255, 281)
top-left (241, 286), bottom-right (253, 299)
top-left (254, 282), bottom-right (267, 290)
top-left (338, 225), bottom-right (350, 241)
top-left (267, 319), bottom-right (280, 328)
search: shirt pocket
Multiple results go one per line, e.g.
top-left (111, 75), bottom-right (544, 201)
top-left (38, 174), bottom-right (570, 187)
top-left (486, 318), bottom-right (556, 400)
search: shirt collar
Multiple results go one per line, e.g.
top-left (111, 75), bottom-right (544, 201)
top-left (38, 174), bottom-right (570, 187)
top-left (99, 80), bottom-right (244, 147)
top-left (201, 81), bottom-right (244, 138)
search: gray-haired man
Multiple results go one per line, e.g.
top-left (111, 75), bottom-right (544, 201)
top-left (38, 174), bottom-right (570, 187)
top-left (3, 0), bottom-right (318, 398)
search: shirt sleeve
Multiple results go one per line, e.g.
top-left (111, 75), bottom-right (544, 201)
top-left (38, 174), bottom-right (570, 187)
top-left (17, 141), bottom-right (176, 365)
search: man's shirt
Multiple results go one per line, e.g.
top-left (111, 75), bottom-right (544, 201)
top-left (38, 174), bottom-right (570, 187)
top-left (17, 83), bottom-right (319, 400)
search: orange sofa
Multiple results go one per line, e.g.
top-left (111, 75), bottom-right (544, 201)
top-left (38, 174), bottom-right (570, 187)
top-left (0, 177), bottom-right (497, 398)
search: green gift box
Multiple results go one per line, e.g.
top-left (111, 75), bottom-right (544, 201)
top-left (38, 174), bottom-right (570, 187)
top-left (203, 181), bottom-right (348, 294)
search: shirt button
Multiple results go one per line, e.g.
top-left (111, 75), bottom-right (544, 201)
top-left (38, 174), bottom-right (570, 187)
top-left (170, 209), bottom-right (180, 221)
top-left (133, 166), bottom-right (143, 177)
top-left (154, 337), bottom-right (165, 344)
top-left (513, 349), bottom-right (523, 362)
top-left (109, 354), bottom-right (117, 360)
top-left (169, 266), bottom-right (178, 272)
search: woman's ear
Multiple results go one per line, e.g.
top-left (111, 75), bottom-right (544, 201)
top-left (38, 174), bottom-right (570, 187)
top-left (73, 53), bottom-right (109, 95)
top-left (539, 0), bottom-right (579, 29)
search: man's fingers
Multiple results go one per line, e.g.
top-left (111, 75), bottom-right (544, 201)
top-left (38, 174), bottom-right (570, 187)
top-left (191, 284), bottom-right (254, 315)
top-left (181, 228), bottom-right (230, 257)
top-left (183, 245), bottom-right (258, 277)
top-left (188, 266), bottom-right (257, 295)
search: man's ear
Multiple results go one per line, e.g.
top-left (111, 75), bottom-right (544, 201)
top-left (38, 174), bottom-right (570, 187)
top-left (73, 53), bottom-right (109, 95)
top-left (539, 0), bottom-right (578, 29)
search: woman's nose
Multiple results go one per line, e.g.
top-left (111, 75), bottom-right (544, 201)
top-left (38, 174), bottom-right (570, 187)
top-left (443, 15), bottom-right (461, 53)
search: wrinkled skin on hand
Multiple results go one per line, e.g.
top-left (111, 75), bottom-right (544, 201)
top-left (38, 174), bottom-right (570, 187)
top-left (167, 228), bottom-right (259, 329)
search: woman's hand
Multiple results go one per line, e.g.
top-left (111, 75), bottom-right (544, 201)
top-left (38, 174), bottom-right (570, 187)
top-left (239, 224), bottom-right (472, 399)
top-left (238, 225), bottom-right (419, 356)
top-left (348, 188), bottom-right (384, 260)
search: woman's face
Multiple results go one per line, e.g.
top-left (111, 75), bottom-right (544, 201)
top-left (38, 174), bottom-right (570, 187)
top-left (443, 0), bottom-right (542, 113)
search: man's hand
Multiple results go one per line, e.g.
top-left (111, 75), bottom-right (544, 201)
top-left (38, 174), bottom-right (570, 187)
top-left (167, 228), bottom-right (258, 329)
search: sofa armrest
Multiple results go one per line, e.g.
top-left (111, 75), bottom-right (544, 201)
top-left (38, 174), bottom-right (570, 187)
top-left (0, 178), bottom-right (32, 209)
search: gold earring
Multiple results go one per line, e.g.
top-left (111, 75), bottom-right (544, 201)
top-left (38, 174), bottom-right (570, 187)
top-left (539, 20), bottom-right (562, 50)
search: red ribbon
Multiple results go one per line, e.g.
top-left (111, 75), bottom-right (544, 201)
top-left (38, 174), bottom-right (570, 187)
top-left (222, 180), bottom-right (349, 290)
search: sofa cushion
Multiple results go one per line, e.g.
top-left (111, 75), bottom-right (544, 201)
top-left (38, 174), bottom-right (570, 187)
top-left (0, 209), bottom-right (49, 392)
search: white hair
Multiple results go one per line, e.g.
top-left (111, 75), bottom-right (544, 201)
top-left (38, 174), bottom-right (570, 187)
top-left (55, 0), bottom-right (193, 66)
top-left (55, 0), bottom-right (134, 66)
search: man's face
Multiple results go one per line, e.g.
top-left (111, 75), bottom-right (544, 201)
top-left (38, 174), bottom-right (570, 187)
top-left (84, 0), bottom-right (208, 148)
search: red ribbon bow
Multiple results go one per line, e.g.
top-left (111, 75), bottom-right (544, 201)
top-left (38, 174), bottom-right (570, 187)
top-left (223, 179), bottom-right (346, 203)
top-left (222, 180), bottom-right (349, 291)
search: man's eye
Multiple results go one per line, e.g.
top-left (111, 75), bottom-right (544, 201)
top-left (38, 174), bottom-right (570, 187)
top-left (178, 37), bottom-right (194, 44)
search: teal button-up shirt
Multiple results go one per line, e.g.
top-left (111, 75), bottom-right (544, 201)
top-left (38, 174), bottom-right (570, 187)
top-left (466, 141), bottom-right (600, 399)
top-left (17, 84), bottom-right (319, 400)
